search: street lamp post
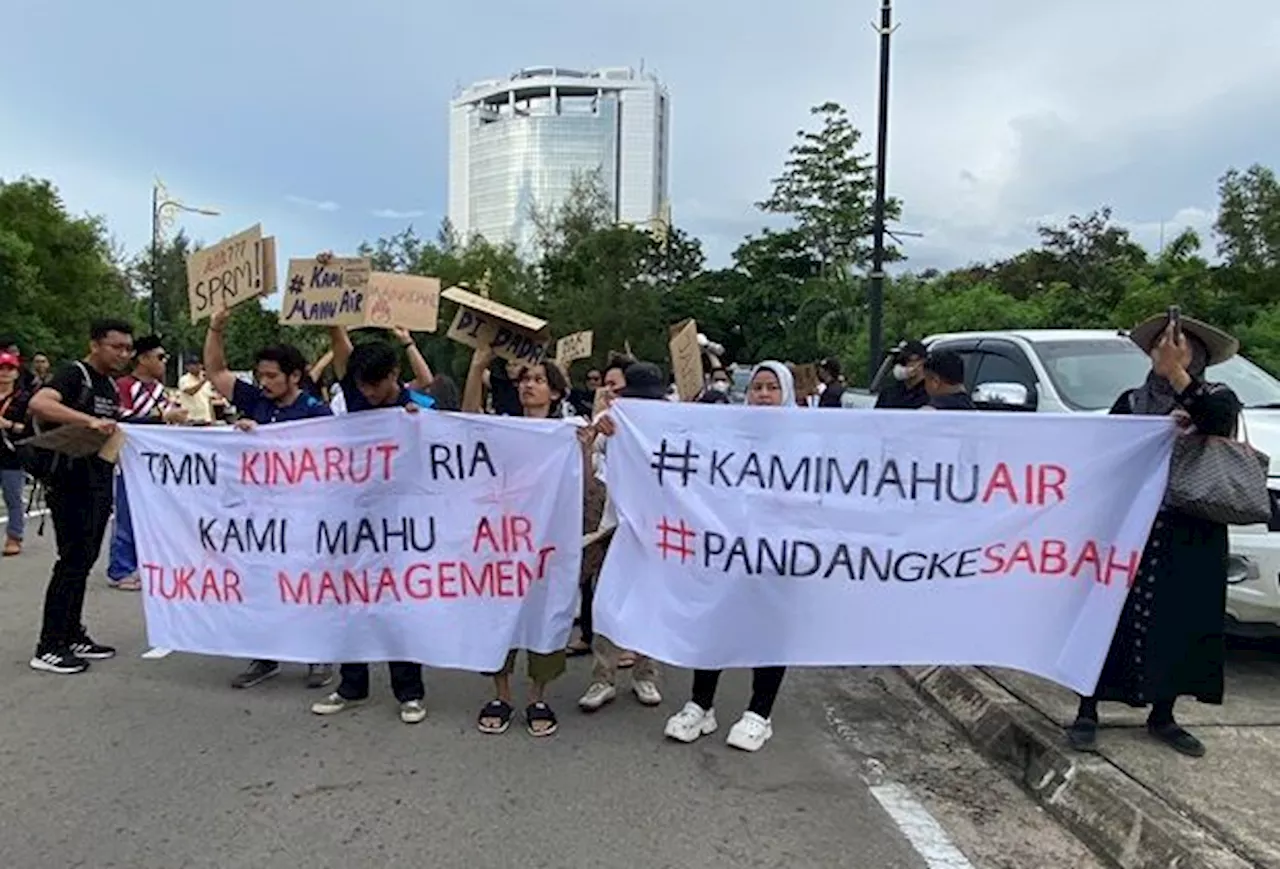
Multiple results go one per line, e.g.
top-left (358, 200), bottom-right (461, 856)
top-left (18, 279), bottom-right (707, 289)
top-left (149, 183), bottom-right (219, 335)
top-left (867, 0), bottom-right (896, 382)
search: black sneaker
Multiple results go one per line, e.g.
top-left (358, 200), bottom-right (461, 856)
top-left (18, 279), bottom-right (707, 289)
top-left (30, 649), bottom-right (91, 675)
top-left (231, 660), bottom-right (280, 689)
top-left (69, 637), bottom-right (117, 660)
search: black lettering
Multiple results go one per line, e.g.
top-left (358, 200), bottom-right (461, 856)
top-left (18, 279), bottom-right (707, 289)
top-left (826, 544), bottom-right (856, 580)
top-left (703, 531), bottom-right (726, 568)
top-left (198, 516), bottom-right (217, 550)
top-left (725, 537), bottom-right (753, 575)
top-left (910, 462), bottom-right (943, 501)
top-left (316, 520), bottom-right (349, 556)
top-left (710, 450), bottom-right (734, 486)
top-left (946, 465), bottom-right (979, 503)
top-left (875, 460), bottom-right (907, 499)
top-left (769, 456), bottom-right (810, 491)
top-left (789, 540), bottom-right (821, 577)
top-left (860, 546), bottom-right (891, 581)
top-left (894, 551), bottom-right (928, 581)
top-left (470, 442), bottom-right (497, 478)
top-left (737, 453), bottom-right (765, 488)
top-left (826, 457), bottom-right (870, 495)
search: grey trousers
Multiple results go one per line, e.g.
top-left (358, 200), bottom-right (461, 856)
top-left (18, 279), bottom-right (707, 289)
top-left (592, 634), bottom-right (660, 685)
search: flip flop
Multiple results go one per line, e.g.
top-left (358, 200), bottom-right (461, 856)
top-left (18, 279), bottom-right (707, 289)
top-left (477, 699), bottom-right (514, 735)
top-left (110, 578), bottom-right (142, 592)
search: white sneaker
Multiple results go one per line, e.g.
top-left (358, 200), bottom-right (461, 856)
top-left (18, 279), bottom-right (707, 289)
top-left (399, 700), bottom-right (427, 724)
top-left (726, 711), bottom-right (773, 752)
top-left (310, 692), bottom-right (365, 716)
top-left (578, 681), bottom-right (617, 711)
top-left (633, 679), bottom-right (662, 706)
top-left (664, 702), bottom-right (717, 743)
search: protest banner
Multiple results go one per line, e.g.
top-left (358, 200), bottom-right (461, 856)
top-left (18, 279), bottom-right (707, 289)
top-left (555, 330), bottom-right (594, 364)
top-left (668, 319), bottom-right (703, 401)
top-left (118, 411), bottom-right (584, 669)
top-left (280, 256), bottom-right (373, 327)
top-left (186, 224), bottom-right (270, 323)
top-left (593, 403), bottom-right (1176, 694)
top-left (364, 273), bottom-right (441, 332)
top-left (442, 286), bottom-right (550, 365)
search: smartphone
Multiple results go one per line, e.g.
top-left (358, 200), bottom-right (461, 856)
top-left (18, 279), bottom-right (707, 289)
top-left (1167, 305), bottom-right (1182, 335)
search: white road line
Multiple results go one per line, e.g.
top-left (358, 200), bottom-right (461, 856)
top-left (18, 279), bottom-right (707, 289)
top-left (0, 508), bottom-right (50, 527)
top-left (870, 782), bottom-right (976, 869)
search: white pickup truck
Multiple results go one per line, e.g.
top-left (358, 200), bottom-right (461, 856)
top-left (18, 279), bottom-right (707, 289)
top-left (849, 329), bottom-right (1280, 637)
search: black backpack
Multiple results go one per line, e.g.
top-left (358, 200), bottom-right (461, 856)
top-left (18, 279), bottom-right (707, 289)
top-left (16, 362), bottom-right (96, 481)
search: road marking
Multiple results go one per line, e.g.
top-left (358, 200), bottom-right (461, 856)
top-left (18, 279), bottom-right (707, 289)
top-left (823, 703), bottom-right (976, 869)
top-left (870, 783), bottom-right (976, 869)
top-left (0, 508), bottom-right (50, 527)
top-left (141, 647), bottom-right (173, 660)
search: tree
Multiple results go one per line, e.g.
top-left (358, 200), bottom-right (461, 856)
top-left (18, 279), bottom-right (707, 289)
top-left (756, 102), bottom-right (900, 275)
top-left (1216, 164), bottom-right (1280, 272)
top-left (0, 177), bottom-right (135, 362)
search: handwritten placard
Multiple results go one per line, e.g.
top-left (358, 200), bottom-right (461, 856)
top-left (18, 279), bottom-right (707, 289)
top-left (186, 224), bottom-right (268, 323)
top-left (556, 330), bottom-right (594, 363)
top-left (365, 273), bottom-right (441, 332)
top-left (668, 318), bottom-right (703, 402)
top-left (280, 257), bottom-right (372, 327)
top-left (442, 286), bottom-right (550, 366)
top-left (260, 237), bottom-right (279, 295)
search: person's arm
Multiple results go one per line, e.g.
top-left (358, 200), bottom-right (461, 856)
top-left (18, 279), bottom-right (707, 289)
top-left (462, 345), bottom-right (493, 414)
top-left (180, 372), bottom-right (206, 396)
top-left (28, 367), bottom-right (114, 431)
top-left (392, 327), bottom-right (433, 390)
top-left (203, 309), bottom-right (240, 400)
top-left (327, 327), bottom-right (354, 379)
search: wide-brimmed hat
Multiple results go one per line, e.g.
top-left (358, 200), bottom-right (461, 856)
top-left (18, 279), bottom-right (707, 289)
top-left (1129, 314), bottom-right (1238, 366)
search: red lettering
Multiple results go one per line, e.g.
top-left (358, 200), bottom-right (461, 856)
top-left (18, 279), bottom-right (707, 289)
top-left (405, 564), bottom-right (432, 600)
top-left (174, 566), bottom-right (196, 600)
top-left (316, 571), bottom-right (340, 604)
top-left (297, 448), bottom-right (320, 483)
top-left (279, 570), bottom-right (313, 604)
top-left (1038, 465), bottom-right (1067, 505)
top-left (1106, 547), bottom-right (1141, 588)
top-left (200, 568), bottom-right (223, 602)
top-left (509, 515), bottom-right (533, 553)
top-left (981, 463), bottom-right (1018, 504)
top-left (516, 560), bottom-right (535, 596)
top-left (324, 447), bottom-right (346, 481)
top-left (223, 569), bottom-right (243, 603)
top-left (437, 562), bottom-right (457, 598)
top-left (375, 443), bottom-right (399, 480)
top-left (535, 545), bottom-right (556, 579)
top-left (1071, 541), bottom-right (1102, 584)
top-left (374, 567), bottom-right (401, 603)
top-left (461, 561), bottom-right (488, 596)
top-left (240, 451), bottom-right (261, 484)
top-left (343, 569), bottom-right (370, 603)
top-left (981, 544), bottom-right (1006, 574)
top-left (270, 451), bottom-right (297, 485)
top-left (1006, 541), bottom-right (1036, 574)
top-left (494, 560), bottom-right (514, 597)
top-left (472, 517), bottom-right (500, 553)
top-left (143, 563), bottom-right (163, 596)
top-left (1040, 540), bottom-right (1068, 575)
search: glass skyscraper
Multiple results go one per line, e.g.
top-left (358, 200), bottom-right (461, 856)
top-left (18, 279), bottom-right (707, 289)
top-left (448, 66), bottom-right (670, 256)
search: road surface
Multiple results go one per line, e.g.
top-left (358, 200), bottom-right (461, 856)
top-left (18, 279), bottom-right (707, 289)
top-left (0, 515), bottom-right (1102, 869)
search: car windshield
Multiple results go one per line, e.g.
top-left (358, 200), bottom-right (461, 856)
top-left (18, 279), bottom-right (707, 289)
top-left (1034, 338), bottom-right (1280, 411)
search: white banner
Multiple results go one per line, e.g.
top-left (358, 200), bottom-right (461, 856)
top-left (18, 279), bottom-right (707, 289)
top-left (594, 402), bottom-right (1176, 694)
top-left (120, 411), bottom-right (583, 671)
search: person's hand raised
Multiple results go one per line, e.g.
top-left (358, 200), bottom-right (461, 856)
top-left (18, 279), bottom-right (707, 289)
top-left (1151, 323), bottom-right (1193, 380)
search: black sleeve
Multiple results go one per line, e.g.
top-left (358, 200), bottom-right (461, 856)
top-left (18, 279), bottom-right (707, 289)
top-left (819, 386), bottom-right (844, 408)
top-left (1178, 380), bottom-right (1240, 437)
top-left (1108, 390), bottom-right (1133, 416)
top-left (46, 363), bottom-right (86, 402)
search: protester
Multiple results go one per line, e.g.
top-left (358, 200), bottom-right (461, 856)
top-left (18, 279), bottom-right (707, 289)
top-left (428, 374), bottom-right (461, 411)
top-left (921, 350), bottom-right (976, 410)
top-left (27, 319), bottom-right (132, 674)
top-left (568, 368), bottom-right (602, 417)
top-left (1, 350), bottom-right (32, 556)
top-left (327, 326), bottom-right (433, 415)
top-left (107, 336), bottom-right (187, 591)
top-left (30, 352), bottom-right (51, 390)
top-left (0, 336), bottom-right (37, 393)
top-left (203, 308), bottom-right (336, 691)
top-left (816, 357), bottom-right (846, 408)
top-left (310, 326), bottom-right (428, 725)
top-left (662, 361), bottom-right (795, 751)
top-left (1067, 315), bottom-right (1242, 759)
top-left (698, 367), bottom-right (732, 404)
top-left (576, 361), bottom-right (668, 712)
top-left (875, 340), bottom-right (929, 409)
top-left (176, 358), bottom-right (217, 424)
top-left (464, 344), bottom-right (570, 736)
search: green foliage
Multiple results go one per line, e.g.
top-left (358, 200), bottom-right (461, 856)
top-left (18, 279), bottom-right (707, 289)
top-left (6, 109), bottom-right (1280, 391)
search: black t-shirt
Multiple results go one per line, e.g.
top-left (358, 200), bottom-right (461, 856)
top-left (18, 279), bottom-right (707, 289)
top-left (876, 380), bottom-right (929, 409)
top-left (0, 389), bottom-right (31, 471)
top-left (818, 383), bottom-right (846, 408)
top-left (43, 361), bottom-right (121, 486)
top-left (340, 372), bottom-right (412, 413)
top-left (928, 391), bottom-right (976, 411)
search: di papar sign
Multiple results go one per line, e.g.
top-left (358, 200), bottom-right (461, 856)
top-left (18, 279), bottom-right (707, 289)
top-left (443, 286), bottom-right (551, 365)
top-left (186, 224), bottom-right (278, 323)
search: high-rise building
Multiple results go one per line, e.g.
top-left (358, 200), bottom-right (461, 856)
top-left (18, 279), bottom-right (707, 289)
top-left (448, 66), bottom-right (669, 255)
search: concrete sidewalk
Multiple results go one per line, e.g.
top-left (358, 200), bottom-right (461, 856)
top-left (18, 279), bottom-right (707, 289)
top-left (903, 645), bottom-right (1280, 869)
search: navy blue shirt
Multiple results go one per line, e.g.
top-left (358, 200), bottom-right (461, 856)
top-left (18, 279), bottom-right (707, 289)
top-left (339, 373), bottom-right (412, 413)
top-left (232, 379), bottom-right (332, 424)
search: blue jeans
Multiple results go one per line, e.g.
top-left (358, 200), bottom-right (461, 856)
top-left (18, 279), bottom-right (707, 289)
top-left (2, 469), bottom-right (25, 541)
top-left (107, 473), bottom-right (137, 582)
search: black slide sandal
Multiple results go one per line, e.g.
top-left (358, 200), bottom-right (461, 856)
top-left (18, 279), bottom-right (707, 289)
top-left (526, 702), bottom-right (558, 737)
top-left (477, 700), bottom-right (514, 735)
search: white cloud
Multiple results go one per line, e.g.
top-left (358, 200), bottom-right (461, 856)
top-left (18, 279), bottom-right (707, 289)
top-left (371, 208), bottom-right (426, 219)
top-left (285, 195), bottom-right (340, 213)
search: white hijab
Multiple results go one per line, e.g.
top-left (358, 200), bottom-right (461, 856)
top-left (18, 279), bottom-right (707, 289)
top-left (749, 361), bottom-right (797, 407)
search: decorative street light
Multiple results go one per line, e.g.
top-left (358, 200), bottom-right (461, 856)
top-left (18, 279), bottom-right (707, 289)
top-left (150, 180), bottom-right (219, 334)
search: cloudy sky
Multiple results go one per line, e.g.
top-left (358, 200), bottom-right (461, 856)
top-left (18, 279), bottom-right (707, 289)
top-left (3, 0), bottom-right (1277, 273)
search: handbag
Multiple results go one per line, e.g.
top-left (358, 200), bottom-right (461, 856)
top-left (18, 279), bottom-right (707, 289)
top-left (1162, 416), bottom-right (1271, 525)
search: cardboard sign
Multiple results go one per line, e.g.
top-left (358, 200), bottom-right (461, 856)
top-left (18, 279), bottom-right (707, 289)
top-left (556, 330), bottom-right (594, 363)
top-left (279, 256), bottom-right (373, 327)
top-left (186, 224), bottom-right (269, 323)
top-left (793, 363), bottom-right (820, 404)
top-left (18, 425), bottom-right (110, 459)
top-left (261, 237), bottom-right (279, 295)
top-left (668, 318), bottom-right (704, 402)
top-left (442, 286), bottom-right (550, 365)
top-left (591, 386), bottom-right (610, 418)
top-left (364, 273), bottom-right (441, 332)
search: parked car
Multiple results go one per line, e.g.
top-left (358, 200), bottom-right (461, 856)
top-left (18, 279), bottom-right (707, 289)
top-left (850, 329), bottom-right (1280, 636)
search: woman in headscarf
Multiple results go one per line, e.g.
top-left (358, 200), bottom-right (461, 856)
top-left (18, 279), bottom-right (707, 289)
top-left (1066, 314), bottom-right (1241, 758)
top-left (663, 361), bottom-right (796, 752)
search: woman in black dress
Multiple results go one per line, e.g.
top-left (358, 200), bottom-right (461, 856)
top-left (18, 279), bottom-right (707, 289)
top-left (1067, 314), bottom-right (1241, 758)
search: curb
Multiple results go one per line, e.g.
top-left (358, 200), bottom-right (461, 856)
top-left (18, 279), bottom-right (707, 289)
top-left (898, 665), bottom-right (1255, 869)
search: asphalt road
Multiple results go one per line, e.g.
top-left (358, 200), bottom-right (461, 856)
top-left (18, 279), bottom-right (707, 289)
top-left (0, 516), bottom-right (1104, 869)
